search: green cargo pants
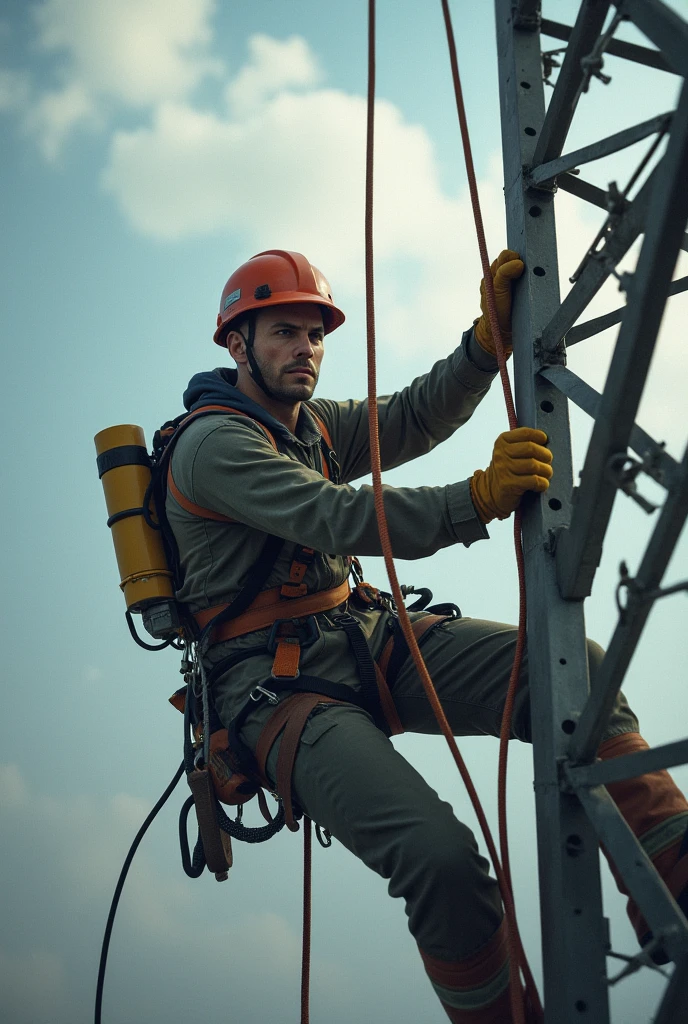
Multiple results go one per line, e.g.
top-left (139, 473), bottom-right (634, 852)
top-left (229, 613), bottom-right (639, 963)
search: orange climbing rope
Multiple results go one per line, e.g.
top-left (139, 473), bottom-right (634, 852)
top-left (439, 0), bottom-right (542, 1014)
top-left (364, 1), bottom-right (543, 1020)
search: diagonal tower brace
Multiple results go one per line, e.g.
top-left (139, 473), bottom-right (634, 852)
top-left (494, 0), bottom-right (688, 1020)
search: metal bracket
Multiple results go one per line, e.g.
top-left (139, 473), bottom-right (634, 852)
top-left (616, 560), bottom-right (688, 617)
top-left (534, 334), bottom-right (566, 369)
top-left (606, 453), bottom-right (660, 514)
top-left (573, 8), bottom-right (626, 105)
top-left (542, 46), bottom-right (566, 86)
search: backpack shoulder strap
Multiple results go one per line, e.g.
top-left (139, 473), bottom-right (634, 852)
top-left (166, 404), bottom-right (280, 522)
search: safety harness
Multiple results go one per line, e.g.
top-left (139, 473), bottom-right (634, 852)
top-left (148, 402), bottom-right (456, 880)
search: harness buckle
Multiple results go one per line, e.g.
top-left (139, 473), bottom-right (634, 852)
top-left (267, 615), bottom-right (320, 681)
top-left (267, 615), bottom-right (320, 654)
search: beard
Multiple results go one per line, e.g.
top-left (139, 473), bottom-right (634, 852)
top-left (251, 352), bottom-right (319, 403)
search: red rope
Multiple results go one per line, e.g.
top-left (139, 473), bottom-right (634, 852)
top-left (301, 816), bottom-right (312, 1024)
top-left (440, 1), bottom-right (542, 1017)
top-left (365, 2), bottom-right (541, 1021)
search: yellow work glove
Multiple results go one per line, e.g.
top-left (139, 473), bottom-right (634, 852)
top-left (473, 249), bottom-right (525, 358)
top-left (470, 427), bottom-right (553, 524)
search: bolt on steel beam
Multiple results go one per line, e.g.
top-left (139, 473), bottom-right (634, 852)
top-left (496, 0), bottom-right (688, 1017)
top-left (568, 441), bottom-right (688, 762)
top-left (496, 3), bottom-right (610, 1020)
top-left (555, 172), bottom-right (688, 255)
top-left (531, 0), bottom-right (610, 167)
top-left (540, 165), bottom-right (658, 352)
top-left (540, 17), bottom-right (674, 72)
top-left (539, 365), bottom-right (680, 491)
top-left (555, 79), bottom-right (688, 599)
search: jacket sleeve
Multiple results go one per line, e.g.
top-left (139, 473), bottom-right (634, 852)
top-left (309, 327), bottom-right (499, 484)
top-left (171, 416), bottom-right (488, 560)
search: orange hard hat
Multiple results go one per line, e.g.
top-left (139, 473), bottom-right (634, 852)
top-left (213, 249), bottom-right (345, 346)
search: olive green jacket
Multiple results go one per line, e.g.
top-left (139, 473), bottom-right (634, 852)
top-left (168, 328), bottom-right (498, 620)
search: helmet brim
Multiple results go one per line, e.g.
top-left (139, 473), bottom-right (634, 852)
top-left (213, 293), bottom-right (345, 346)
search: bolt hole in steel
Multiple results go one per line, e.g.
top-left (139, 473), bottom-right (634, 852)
top-left (540, 399), bottom-right (554, 412)
top-left (561, 719), bottom-right (576, 734)
top-left (559, 657), bottom-right (567, 665)
top-left (549, 498), bottom-right (562, 511)
top-left (566, 834), bottom-right (584, 856)
top-left (528, 205), bottom-right (542, 217)
top-left (575, 1001), bottom-right (588, 1013)
top-left (533, 266), bottom-right (546, 276)
top-left (520, 81), bottom-right (531, 89)
top-left (524, 126), bottom-right (537, 136)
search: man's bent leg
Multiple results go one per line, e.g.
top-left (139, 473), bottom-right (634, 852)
top-left (392, 616), bottom-right (688, 953)
top-left (241, 701), bottom-right (511, 1022)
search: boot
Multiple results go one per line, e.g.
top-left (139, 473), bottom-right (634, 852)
top-left (598, 731), bottom-right (688, 963)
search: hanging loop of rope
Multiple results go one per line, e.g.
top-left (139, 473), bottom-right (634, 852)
top-left (364, 1), bottom-right (542, 1020)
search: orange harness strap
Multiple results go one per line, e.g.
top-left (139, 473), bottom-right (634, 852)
top-left (195, 578), bottom-right (351, 639)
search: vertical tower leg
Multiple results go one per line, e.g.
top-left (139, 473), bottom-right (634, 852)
top-left (495, 3), bottom-right (610, 1020)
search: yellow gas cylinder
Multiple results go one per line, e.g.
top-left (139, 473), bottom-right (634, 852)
top-left (94, 424), bottom-right (175, 614)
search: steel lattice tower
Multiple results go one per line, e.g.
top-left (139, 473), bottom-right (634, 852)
top-left (495, 1), bottom-right (688, 1020)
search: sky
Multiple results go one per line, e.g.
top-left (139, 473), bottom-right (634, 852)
top-left (1, 1), bottom-right (687, 1022)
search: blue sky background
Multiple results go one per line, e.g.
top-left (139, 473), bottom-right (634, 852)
top-left (1, 1), bottom-right (687, 1022)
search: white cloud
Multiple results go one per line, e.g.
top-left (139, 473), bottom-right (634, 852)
top-left (10, 0), bottom-right (222, 158)
top-left (25, 81), bottom-right (98, 160)
top-left (33, 0), bottom-right (221, 107)
top-left (226, 34), bottom-right (323, 114)
top-left (101, 46), bottom-right (493, 358)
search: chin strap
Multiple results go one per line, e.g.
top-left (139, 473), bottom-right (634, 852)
top-left (239, 313), bottom-right (276, 400)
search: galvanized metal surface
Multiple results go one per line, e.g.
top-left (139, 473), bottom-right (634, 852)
top-left (540, 16), bottom-right (673, 72)
top-left (496, 3), bottom-right (610, 1019)
top-left (531, 0), bottom-right (610, 167)
top-left (575, 785), bottom-right (688, 963)
top-left (540, 167), bottom-right (657, 351)
top-left (615, 0), bottom-right (688, 77)
top-left (567, 739), bottom-right (688, 788)
top-left (555, 79), bottom-right (688, 599)
top-left (494, 0), bottom-right (688, 1019)
top-left (529, 111), bottom-right (672, 185)
top-left (564, 274), bottom-right (688, 346)
top-left (540, 365), bottom-right (681, 491)
top-left (569, 442), bottom-right (688, 761)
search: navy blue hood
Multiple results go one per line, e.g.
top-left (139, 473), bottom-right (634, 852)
top-left (182, 367), bottom-right (319, 445)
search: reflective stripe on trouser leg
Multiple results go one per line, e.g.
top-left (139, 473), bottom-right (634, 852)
top-left (419, 919), bottom-right (511, 1023)
top-left (598, 732), bottom-right (688, 937)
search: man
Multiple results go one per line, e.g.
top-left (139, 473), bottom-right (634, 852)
top-left (168, 249), bottom-right (688, 1023)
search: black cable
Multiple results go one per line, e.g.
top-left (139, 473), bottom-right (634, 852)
top-left (125, 610), bottom-right (174, 651)
top-left (94, 762), bottom-right (185, 1024)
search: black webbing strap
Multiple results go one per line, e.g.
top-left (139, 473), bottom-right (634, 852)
top-left (384, 608), bottom-right (458, 687)
top-left (198, 534), bottom-right (285, 652)
top-left (329, 612), bottom-right (387, 731)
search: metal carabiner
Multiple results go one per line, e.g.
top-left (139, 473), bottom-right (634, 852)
top-left (249, 684), bottom-right (279, 705)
